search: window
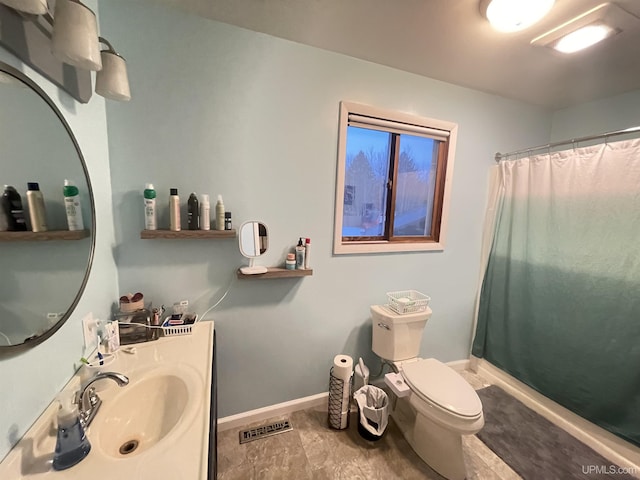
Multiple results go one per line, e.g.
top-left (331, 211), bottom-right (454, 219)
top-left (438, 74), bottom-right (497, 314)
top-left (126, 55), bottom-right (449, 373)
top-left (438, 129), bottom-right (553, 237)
top-left (334, 102), bottom-right (457, 254)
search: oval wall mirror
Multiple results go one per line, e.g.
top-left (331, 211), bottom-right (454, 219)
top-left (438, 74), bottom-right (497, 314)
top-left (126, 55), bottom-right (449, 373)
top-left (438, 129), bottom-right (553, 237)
top-left (0, 61), bottom-right (95, 355)
top-left (238, 221), bottom-right (268, 274)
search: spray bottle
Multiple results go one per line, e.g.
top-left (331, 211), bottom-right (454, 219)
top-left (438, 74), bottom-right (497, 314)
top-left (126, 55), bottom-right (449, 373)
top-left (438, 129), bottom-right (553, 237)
top-left (200, 194), bottom-right (210, 230)
top-left (143, 183), bottom-right (157, 230)
top-left (63, 180), bottom-right (84, 231)
top-left (27, 182), bottom-right (48, 232)
top-left (215, 195), bottom-right (225, 231)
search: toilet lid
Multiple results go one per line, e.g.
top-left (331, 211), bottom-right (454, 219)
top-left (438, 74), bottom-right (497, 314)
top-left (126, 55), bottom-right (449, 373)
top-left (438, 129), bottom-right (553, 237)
top-left (401, 358), bottom-right (482, 418)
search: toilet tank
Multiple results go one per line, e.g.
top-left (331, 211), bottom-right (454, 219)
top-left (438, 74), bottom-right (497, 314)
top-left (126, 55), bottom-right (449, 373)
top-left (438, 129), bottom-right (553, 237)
top-left (371, 304), bottom-right (432, 361)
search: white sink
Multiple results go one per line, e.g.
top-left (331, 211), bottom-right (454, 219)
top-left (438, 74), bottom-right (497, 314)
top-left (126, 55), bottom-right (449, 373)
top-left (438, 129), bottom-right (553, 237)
top-left (0, 322), bottom-right (214, 480)
top-left (94, 367), bottom-right (200, 459)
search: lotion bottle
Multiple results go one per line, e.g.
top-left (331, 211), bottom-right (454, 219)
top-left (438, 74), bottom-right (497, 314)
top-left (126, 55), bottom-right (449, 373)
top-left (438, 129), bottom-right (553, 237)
top-left (52, 393), bottom-right (91, 471)
top-left (215, 195), bottom-right (225, 231)
top-left (200, 194), bottom-right (210, 230)
top-left (63, 180), bottom-right (83, 231)
top-left (169, 188), bottom-right (181, 231)
top-left (143, 183), bottom-right (157, 230)
top-left (304, 238), bottom-right (311, 269)
top-left (187, 192), bottom-right (199, 230)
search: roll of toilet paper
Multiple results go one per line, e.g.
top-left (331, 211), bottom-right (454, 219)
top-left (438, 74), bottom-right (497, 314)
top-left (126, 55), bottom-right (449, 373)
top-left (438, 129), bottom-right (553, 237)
top-left (333, 354), bottom-right (353, 382)
top-left (333, 354), bottom-right (353, 428)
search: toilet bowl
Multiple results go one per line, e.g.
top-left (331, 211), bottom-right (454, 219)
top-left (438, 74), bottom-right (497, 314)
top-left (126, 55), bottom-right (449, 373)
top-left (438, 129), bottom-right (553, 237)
top-left (371, 305), bottom-right (484, 480)
top-left (393, 358), bottom-right (483, 480)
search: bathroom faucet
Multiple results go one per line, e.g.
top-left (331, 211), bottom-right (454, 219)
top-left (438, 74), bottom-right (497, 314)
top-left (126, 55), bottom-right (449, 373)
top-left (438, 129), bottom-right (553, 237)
top-left (74, 372), bottom-right (129, 429)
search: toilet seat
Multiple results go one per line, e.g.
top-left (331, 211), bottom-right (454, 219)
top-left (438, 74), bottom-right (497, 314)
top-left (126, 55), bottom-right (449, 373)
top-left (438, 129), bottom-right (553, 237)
top-left (401, 358), bottom-right (482, 419)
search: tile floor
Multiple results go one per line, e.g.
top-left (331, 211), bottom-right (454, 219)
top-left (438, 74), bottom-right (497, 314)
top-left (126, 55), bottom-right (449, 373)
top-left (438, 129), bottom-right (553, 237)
top-left (217, 370), bottom-right (524, 479)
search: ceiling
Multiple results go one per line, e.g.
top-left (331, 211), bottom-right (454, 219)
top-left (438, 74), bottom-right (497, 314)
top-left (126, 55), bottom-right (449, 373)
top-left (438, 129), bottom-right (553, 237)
top-left (151, 0), bottom-right (640, 110)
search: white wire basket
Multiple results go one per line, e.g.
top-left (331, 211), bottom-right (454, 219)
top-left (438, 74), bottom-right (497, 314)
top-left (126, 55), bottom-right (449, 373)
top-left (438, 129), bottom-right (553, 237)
top-left (161, 313), bottom-right (197, 337)
top-left (162, 324), bottom-right (193, 337)
top-left (386, 290), bottom-right (430, 315)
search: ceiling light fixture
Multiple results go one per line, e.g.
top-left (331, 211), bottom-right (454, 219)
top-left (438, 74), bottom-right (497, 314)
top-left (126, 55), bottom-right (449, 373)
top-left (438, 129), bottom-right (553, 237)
top-left (480, 0), bottom-right (555, 33)
top-left (553, 24), bottom-right (615, 53)
top-left (531, 3), bottom-right (634, 55)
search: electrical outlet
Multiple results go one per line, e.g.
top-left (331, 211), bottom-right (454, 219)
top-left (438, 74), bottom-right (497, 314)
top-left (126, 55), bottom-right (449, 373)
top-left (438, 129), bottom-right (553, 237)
top-left (82, 312), bottom-right (97, 352)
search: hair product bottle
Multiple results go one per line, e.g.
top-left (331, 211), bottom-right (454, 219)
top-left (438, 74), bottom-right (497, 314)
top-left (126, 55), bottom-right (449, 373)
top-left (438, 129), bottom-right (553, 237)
top-left (169, 188), bottom-right (181, 231)
top-left (2, 185), bottom-right (28, 231)
top-left (215, 195), bottom-right (225, 231)
top-left (143, 183), bottom-right (157, 230)
top-left (27, 182), bottom-right (48, 232)
top-left (200, 194), bottom-right (210, 230)
top-left (295, 237), bottom-right (306, 269)
top-left (187, 192), bottom-right (199, 230)
top-left (224, 212), bottom-right (232, 230)
top-left (63, 180), bottom-right (83, 231)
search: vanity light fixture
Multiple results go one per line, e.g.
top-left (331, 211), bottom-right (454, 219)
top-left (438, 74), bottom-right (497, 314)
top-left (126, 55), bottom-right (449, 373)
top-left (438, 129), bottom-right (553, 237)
top-left (0, 0), bottom-right (47, 15)
top-left (51, 0), bottom-right (102, 71)
top-left (480, 0), bottom-right (555, 33)
top-left (0, 0), bottom-right (131, 101)
top-left (95, 37), bottom-right (131, 101)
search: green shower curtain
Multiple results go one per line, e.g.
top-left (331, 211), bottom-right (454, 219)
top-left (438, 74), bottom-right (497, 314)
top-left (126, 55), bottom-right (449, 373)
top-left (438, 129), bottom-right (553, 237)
top-left (472, 139), bottom-right (640, 446)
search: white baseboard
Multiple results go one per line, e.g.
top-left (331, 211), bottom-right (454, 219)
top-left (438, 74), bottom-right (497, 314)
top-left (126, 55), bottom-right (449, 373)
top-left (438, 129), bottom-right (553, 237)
top-left (217, 358), bottom-right (470, 433)
top-left (447, 359), bottom-right (470, 372)
top-left (217, 392), bottom-right (328, 433)
top-left (476, 358), bottom-right (640, 472)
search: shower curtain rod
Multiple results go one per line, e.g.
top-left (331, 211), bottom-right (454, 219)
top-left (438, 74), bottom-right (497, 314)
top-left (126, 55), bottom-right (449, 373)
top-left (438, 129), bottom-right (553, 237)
top-left (494, 125), bottom-right (640, 162)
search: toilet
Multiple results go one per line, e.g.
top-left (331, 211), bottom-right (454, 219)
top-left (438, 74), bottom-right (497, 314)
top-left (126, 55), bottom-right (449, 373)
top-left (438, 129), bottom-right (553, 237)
top-left (371, 305), bottom-right (484, 480)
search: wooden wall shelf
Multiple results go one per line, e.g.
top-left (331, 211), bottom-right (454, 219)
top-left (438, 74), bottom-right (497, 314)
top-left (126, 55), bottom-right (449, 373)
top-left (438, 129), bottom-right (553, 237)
top-left (0, 229), bottom-right (89, 242)
top-left (237, 267), bottom-right (313, 279)
top-left (141, 229), bottom-right (236, 239)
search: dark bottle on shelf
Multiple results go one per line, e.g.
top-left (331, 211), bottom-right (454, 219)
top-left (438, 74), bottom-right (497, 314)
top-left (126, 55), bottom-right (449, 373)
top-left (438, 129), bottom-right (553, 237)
top-left (187, 192), bottom-right (199, 230)
top-left (2, 185), bottom-right (28, 231)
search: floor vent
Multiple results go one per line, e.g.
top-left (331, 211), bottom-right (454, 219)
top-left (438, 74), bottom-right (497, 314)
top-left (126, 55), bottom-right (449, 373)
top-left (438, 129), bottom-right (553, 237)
top-left (239, 419), bottom-right (293, 444)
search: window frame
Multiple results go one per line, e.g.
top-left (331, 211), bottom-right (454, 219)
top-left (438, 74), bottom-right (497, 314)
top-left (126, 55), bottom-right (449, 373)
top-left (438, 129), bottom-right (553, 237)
top-left (333, 101), bottom-right (458, 254)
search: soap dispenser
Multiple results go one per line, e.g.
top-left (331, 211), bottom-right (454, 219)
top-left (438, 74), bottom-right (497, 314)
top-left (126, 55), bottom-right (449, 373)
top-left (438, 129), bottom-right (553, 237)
top-left (52, 393), bottom-right (91, 471)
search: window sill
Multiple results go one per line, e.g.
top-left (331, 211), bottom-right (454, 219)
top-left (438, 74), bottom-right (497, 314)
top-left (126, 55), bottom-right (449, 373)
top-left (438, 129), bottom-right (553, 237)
top-left (333, 240), bottom-right (444, 254)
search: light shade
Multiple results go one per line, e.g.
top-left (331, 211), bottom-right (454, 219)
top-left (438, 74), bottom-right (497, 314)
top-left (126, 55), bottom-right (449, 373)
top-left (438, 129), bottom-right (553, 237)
top-left (0, 0), bottom-right (47, 15)
top-left (482, 0), bottom-right (555, 33)
top-left (95, 51), bottom-right (131, 101)
top-left (553, 24), bottom-right (614, 54)
top-left (51, 0), bottom-right (102, 71)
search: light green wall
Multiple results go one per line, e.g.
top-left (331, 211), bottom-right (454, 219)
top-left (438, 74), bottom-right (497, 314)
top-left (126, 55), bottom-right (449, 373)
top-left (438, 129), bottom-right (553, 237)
top-left (551, 89), bottom-right (640, 141)
top-left (0, 1), bottom-right (119, 460)
top-left (100, 0), bottom-right (550, 418)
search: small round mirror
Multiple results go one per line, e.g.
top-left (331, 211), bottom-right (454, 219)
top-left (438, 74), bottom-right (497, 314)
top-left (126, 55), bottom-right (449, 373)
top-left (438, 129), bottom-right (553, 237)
top-left (238, 221), bottom-right (268, 274)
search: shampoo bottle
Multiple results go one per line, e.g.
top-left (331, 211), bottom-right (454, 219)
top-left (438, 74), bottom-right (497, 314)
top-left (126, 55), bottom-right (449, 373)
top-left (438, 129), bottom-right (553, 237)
top-left (2, 185), bottom-right (28, 231)
top-left (200, 194), bottom-right (210, 230)
top-left (143, 183), bottom-right (157, 230)
top-left (26, 182), bottom-right (48, 232)
top-left (187, 192), bottom-right (199, 230)
top-left (169, 188), bottom-right (181, 231)
top-left (63, 180), bottom-right (84, 231)
top-left (215, 195), bottom-right (225, 231)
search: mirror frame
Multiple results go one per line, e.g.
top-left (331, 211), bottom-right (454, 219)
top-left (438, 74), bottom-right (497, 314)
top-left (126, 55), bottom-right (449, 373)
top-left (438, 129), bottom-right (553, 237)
top-left (0, 60), bottom-right (96, 356)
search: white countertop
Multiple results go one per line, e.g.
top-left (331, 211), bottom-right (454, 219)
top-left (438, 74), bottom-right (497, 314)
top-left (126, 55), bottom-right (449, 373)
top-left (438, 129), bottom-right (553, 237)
top-left (0, 321), bottom-right (215, 480)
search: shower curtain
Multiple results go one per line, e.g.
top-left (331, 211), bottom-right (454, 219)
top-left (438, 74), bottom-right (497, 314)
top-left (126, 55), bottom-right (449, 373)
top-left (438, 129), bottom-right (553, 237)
top-left (472, 139), bottom-right (640, 446)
